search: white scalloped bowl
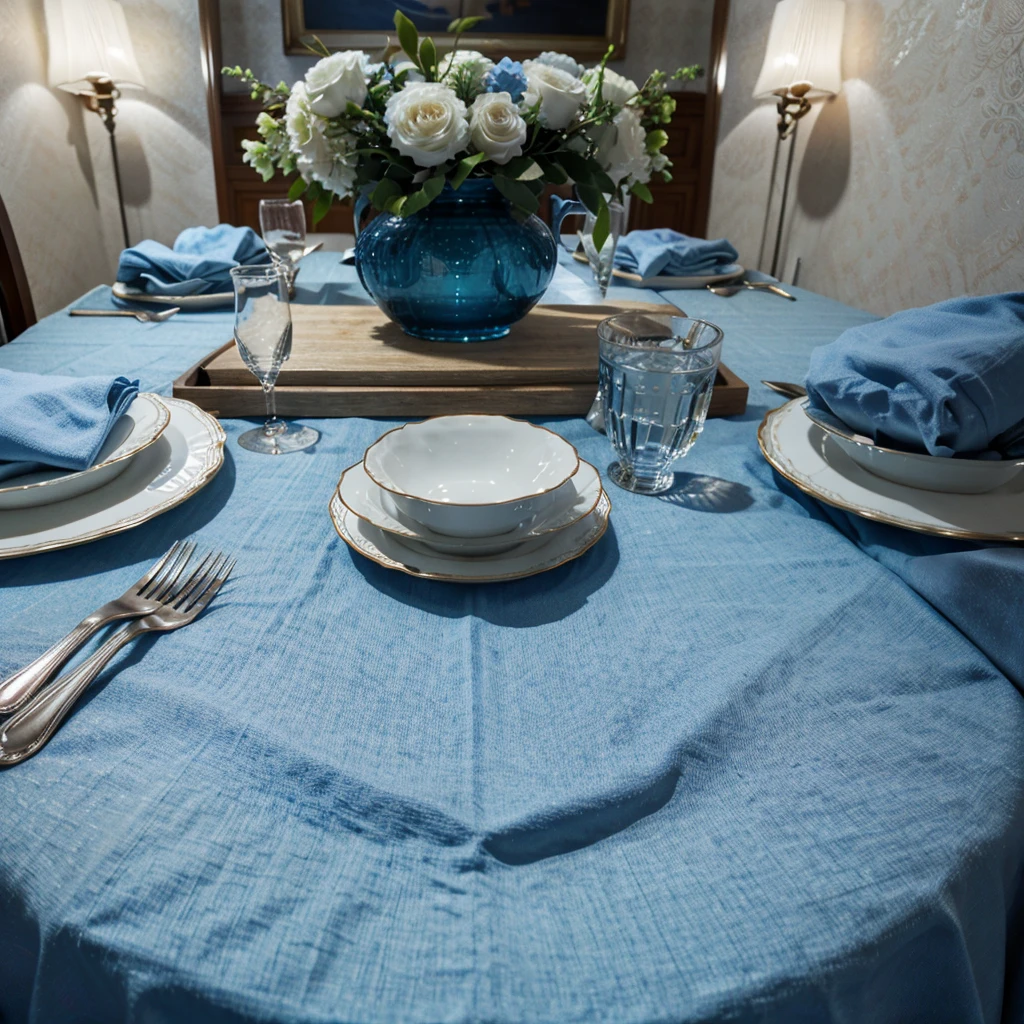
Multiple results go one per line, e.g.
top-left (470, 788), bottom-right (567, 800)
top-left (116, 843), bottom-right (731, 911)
top-left (363, 415), bottom-right (580, 538)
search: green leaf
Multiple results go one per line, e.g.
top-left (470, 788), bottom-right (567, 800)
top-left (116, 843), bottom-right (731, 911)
top-left (287, 177), bottom-right (307, 201)
top-left (370, 177), bottom-right (402, 210)
top-left (419, 37), bottom-right (437, 78)
top-left (394, 10), bottom-right (420, 63)
top-left (312, 190), bottom-right (333, 225)
top-left (592, 169), bottom-right (617, 195)
top-left (450, 151), bottom-right (487, 190)
top-left (630, 181), bottom-right (653, 203)
top-left (401, 172), bottom-right (446, 216)
top-left (535, 158), bottom-right (568, 185)
top-left (576, 182), bottom-right (603, 216)
top-left (591, 197), bottom-right (610, 254)
top-left (446, 15), bottom-right (487, 34)
top-left (555, 151), bottom-right (594, 184)
top-left (492, 175), bottom-right (540, 214)
top-left (386, 194), bottom-right (407, 215)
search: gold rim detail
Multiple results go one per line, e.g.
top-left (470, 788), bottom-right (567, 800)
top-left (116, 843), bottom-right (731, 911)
top-left (362, 414), bottom-right (582, 507)
top-left (757, 401), bottom-right (1024, 543)
top-left (330, 489), bottom-right (612, 582)
top-left (0, 398), bottom-right (226, 560)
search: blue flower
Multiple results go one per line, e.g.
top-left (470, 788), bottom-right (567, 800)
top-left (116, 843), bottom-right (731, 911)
top-left (485, 57), bottom-right (528, 103)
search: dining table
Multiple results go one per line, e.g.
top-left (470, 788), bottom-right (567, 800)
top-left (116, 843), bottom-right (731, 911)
top-left (1, 251), bottom-right (1023, 1024)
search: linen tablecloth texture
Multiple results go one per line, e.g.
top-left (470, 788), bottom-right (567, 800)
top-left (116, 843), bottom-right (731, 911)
top-left (805, 292), bottom-right (1024, 458)
top-left (614, 229), bottom-right (740, 279)
top-left (0, 369), bottom-right (138, 481)
top-left (1, 255), bottom-right (1023, 1024)
top-left (116, 224), bottom-right (269, 296)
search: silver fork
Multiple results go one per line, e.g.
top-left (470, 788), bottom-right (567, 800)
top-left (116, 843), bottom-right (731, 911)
top-left (0, 541), bottom-right (196, 715)
top-left (0, 552), bottom-right (234, 766)
top-left (69, 307), bottom-right (180, 322)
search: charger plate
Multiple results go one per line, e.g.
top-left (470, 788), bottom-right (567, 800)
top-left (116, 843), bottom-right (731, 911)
top-left (572, 251), bottom-right (744, 289)
top-left (0, 398), bottom-right (224, 559)
top-left (759, 399), bottom-right (1024, 542)
top-left (330, 489), bottom-right (611, 581)
top-left (112, 283), bottom-right (233, 310)
top-left (0, 394), bottom-right (170, 511)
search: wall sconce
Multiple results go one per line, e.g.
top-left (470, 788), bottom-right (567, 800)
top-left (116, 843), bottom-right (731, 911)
top-left (754, 0), bottom-right (845, 278)
top-left (45, 0), bottom-right (146, 251)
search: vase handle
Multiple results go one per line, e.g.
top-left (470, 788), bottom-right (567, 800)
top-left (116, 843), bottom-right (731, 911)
top-left (550, 196), bottom-right (588, 253)
top-left (353, 190), bottom-right (372, 241)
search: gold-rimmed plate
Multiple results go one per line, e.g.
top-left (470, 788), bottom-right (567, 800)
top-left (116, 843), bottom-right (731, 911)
top-left (112, 283), bottom-right (233, 310)
top-left (0, 397), bottom-right (224, 560)
top-left (330, 488), bottom-right (611, 582)
top-left (759, 399), bottom-right (1024, 542)
top-left (0, 393), bottom-right (170, 511)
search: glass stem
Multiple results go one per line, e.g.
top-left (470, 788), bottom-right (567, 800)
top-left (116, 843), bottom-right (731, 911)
top-left (262, 381), bottom-right (279, 436)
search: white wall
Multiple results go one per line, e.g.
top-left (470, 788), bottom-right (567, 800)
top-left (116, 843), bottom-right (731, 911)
top-left (0, 0), bottom-right (218, 317)
top-left (707, 0), bottom-right (1024, 316)
top-left (220, 0), bottom-right (712, 93)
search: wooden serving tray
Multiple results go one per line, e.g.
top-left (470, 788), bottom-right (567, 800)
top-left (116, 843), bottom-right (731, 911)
top-left (172, 302), bottom-right (748, 418)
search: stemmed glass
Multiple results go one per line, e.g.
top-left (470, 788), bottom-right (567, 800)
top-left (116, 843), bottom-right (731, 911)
top-left (229, 265), bottom-right (318, 455)
top-left (259, 198), bottom-right (307, 286)
top-left (579, 200), bottom-right (628, 298)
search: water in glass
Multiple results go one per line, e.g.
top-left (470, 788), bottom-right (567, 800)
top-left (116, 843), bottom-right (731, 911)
top-left (598, 314), bottom-right (724, 494)
top-left (230, 265), bottom-right (318, 455)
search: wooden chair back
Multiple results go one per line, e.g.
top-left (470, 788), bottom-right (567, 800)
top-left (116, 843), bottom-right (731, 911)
top-left (0, 192), bottom-right (36, 344)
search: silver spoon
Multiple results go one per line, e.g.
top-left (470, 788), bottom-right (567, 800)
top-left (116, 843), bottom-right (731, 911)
top-left (70, 306), bottom-right (180, 323)
top-left (708, 281), bottom-right (796, 301)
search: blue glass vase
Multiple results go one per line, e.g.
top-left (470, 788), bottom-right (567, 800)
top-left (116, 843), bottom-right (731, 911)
top-left (354, 181), bottom-right (557, 342)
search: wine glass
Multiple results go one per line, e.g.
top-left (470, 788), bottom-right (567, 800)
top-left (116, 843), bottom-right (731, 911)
top-left (579, 200), bottom-right (628, 298)
top-left (229, 265), bottom-right (318, 455)
top-left (259, 198), bottom-right (307, 284)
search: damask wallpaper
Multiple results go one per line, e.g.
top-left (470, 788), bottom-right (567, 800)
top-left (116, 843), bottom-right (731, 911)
top-left (0, 0), bottom-right (218, 318)
top-left (708, 0), bottom-right (1024, 316)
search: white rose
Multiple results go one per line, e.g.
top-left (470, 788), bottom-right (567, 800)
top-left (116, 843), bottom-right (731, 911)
top-left (304, 51), bottom-right (375, 117)
top-left (468, 92), bottom-right (527, 165)
top-left (521, 62), bottom-right (587, 130)
top-left (438, 50), bottom-right (494, 90)
top-left (385, 82), bottom-right (470, 167)
top-left (583, 66), bottom-right (639, 107)
top-left (285, 83), bottom-right (357, 197)
top-left (597, 107), bottom-right (652, 186)
top-left (533, 51), bottom-right (584, 78)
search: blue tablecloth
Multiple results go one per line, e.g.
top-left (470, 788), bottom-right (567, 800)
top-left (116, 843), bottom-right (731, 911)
top-left (1, 253), bottom-right (1023, 1024)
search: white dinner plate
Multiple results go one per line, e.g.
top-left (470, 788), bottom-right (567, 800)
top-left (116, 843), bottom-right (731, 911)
top-left (330, 489), bottom-right (612, 581)
top-left (572, 252), bottom-right (744, 289)
top-left (759, 399), bottom-right (1024, 542)
top-left (337, 459), bottom-right (603, 556)
top-left (0, 398), bottom-right (225, 560)
top-left (112, 282), bottom-right (234, 310)
top-left (0, 394), bottom-right (170, 511)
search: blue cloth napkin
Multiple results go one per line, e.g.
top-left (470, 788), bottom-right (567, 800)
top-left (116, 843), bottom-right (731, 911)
top-left (614, 229), bottom-right (740, 279)
top-left (0, 370), bottom-right (139, 482)
top-left (805, 293), bottom-right (1024, 459)
top-left (117, 224), bottom-right (269, 296)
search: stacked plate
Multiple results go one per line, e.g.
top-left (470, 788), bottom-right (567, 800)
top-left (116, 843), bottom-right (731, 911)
top-left (330, 415), bottom-right (611, 581)
top-left (0, 395), bottom-right (225, 559)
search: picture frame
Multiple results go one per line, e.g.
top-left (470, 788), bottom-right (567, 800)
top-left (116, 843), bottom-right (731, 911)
top-left (280, 0), bottom-right (630, 62)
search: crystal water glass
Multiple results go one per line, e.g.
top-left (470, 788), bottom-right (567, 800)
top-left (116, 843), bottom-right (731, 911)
top-left (598, 313), bottom-right (724, 494)
top-left (229, 265), bottom-right (318, 455)
top-left (259, 198), bottom-right (306, 284)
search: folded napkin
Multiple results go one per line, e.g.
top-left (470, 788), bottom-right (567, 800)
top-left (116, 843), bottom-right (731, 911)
top-left (805, 293), bottom-right (1024, 459)
top-left (0, 370), bottom-right (139, 482)
top-left (116, 224), bottom-right (270, 296)
top-left (614, 229), bottom-right (740, 279)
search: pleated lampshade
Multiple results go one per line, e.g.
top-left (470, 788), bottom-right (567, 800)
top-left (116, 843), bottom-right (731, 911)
top-left (45, 0), bottom-right (145, 93)
top-left (753, 0), bottom-right (845, 98)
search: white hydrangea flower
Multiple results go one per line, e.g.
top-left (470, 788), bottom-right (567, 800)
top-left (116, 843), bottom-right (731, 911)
top-left (385, 82), bottom-right (470, 167)
top-left (521, 61), bottom-right (587, 130)
top-left (596, 107), bottom-right (652, 186)
top-left (304, 51), bottom-right (379, 117)
top-left (533, 51), bottom-right (584, 78)
top-left (468, 92), bottom-right (527, 165)
top-left (438, 50), bottom-right (494, 91)
top-left (582, 66), bottom-right (639, 107)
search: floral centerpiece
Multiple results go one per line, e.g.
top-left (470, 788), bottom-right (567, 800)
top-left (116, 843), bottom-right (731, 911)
top-left (225, 15), bottom-right (700, 341)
